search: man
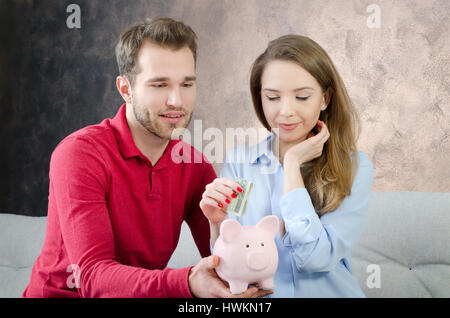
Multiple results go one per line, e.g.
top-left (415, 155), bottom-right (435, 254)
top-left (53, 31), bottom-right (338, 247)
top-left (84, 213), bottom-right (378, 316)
top-left (23, 17), bottom-right (268, 298)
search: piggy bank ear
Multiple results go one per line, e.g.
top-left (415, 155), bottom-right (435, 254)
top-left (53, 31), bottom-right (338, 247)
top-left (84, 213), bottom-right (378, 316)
top-left (220, 219), bottom-right (242, 243)
top-left (256, 215), bottom-right (279, 238)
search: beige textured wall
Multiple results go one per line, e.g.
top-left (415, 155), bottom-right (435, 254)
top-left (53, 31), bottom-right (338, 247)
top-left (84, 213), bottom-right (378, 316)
top-left (168, 0), bottom-right (449, 192)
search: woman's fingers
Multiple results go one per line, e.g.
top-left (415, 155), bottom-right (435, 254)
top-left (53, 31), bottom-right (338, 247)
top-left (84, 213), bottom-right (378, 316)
top-left (313, 120), bottom-right (330, 144)
top-left (214, 177), bottom-right (243, 194)
top-left (213, 182), bottom-right (239, 201)
top-left (204, 190), bottom-right (230, 209)
top-left (200, 177), bottom-right (244, 223)
top-left (206, 178), bottom-right (243, 204)
top-left (200, 196), bottom-right (228, 223)
top-left (201, 195), bottom-right (225, 210)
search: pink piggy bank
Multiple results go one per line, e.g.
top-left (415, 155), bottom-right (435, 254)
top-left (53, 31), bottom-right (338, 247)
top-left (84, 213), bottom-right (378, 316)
top-left (213, 215), bottom-right (279, 294)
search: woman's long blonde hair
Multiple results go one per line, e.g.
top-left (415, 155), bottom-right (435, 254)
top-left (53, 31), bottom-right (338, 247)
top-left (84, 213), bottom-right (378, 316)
top-left (250, 35), bottom-right (360, 217)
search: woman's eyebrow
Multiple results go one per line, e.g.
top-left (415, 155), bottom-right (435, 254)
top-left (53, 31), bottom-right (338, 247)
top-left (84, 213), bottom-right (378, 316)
top-left (294, 87), bottom-right (314, 92)
top-left (262, 87), bottom-right (314, 92)
top-left (262, 88), bottom-right (280, 93)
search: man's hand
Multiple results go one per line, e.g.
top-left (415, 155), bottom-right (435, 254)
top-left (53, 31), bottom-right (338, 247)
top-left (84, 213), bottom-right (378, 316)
top-left (188, 255), bottom-right (274, 298)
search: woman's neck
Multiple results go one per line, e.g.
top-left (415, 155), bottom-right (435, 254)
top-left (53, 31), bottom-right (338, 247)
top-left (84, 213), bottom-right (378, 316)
top-left (275, 135), bottom-right (306, 165)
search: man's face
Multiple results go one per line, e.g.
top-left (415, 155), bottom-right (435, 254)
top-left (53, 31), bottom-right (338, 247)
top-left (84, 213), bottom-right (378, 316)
top-left (129, 40), bottom-right (196, 140)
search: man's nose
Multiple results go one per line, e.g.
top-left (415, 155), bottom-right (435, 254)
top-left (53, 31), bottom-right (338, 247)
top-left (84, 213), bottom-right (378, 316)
top-left (167, 87), bottom-right (183, 107)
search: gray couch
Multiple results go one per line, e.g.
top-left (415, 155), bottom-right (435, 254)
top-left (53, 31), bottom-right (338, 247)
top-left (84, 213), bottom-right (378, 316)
top-left (1, 192), bottom-right (449, 298)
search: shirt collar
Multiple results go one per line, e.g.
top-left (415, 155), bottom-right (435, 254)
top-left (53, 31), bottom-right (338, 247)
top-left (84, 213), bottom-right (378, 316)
top-left (249, 134), bottom-right (277, 165)
top-left (110, 104), bottom-right (142, 159)
top-left (248, 134), bottom-right (307, 169)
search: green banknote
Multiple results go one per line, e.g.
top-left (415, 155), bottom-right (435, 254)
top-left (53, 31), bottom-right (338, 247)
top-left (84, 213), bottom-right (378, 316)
top-left (227, 178), bottom-right (253, 217)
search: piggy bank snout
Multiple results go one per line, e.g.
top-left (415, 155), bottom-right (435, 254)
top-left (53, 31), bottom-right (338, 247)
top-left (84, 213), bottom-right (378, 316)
top-left (246, 251), bottom-right (269, 271)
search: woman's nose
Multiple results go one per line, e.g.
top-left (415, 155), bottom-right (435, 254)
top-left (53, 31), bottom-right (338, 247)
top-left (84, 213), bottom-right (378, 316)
top-left (279, 98), bottom-right (295, 117)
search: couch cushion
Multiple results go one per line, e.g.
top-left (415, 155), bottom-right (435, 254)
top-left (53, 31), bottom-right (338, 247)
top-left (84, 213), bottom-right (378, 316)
top-left (2, 191), bottom-right (449, 298)
top-left (352, 192), bottom-right (450, 297)
top-left (0, 214), bottom-right (47, 298)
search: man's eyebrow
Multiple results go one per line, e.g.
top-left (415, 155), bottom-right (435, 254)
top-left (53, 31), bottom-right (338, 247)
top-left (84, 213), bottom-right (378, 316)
top-left (262, 87), bottom-right (314, 92)
top-left (145, 76), bottom-right (196, 83)
top-left (184, 76), bottom-right (196, 81)
top-left (145, 77), bottom-right (170, 83)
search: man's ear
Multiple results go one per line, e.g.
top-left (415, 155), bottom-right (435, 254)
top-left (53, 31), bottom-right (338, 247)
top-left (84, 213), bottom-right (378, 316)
top-left (116, 76), bottom-right (132, 104)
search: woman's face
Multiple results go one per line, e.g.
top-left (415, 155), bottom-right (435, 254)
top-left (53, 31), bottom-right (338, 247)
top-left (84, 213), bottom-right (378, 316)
top-left (260, 59), bottom-right (327, 144)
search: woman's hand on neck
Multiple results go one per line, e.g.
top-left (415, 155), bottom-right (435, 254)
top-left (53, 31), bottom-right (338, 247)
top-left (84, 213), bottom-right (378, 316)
top-left (276, 135), bottom-right (307, 167)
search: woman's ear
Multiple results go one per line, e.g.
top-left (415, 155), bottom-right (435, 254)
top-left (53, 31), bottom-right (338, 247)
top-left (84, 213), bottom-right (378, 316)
top-left (322, 87), bottom-right (333, 110)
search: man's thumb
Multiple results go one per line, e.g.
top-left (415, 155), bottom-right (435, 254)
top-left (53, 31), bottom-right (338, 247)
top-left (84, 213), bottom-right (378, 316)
top-left (206, 255), bottom-right (220, 269)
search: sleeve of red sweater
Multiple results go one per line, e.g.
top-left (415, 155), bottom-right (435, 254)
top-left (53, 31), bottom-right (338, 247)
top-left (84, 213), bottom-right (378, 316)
top-left (50, 136), bottom-right (193, 298)
top-left (184, 158), bottom-right (217, 258)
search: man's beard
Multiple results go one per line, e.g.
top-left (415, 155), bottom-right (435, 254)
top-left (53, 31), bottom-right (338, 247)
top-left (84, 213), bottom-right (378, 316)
top-left (132, 98), bottom-right (192, 140)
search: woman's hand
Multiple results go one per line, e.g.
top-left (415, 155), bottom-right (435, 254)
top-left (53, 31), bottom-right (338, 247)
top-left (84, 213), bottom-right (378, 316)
top-left (283, 120), bottom-right (330, 167)
top-left (199, 178), bottom-right (243, 224)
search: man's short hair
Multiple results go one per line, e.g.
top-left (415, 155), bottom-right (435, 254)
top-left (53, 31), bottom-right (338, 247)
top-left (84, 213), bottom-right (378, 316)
top-left (115, 17), bottom-right (198, 86)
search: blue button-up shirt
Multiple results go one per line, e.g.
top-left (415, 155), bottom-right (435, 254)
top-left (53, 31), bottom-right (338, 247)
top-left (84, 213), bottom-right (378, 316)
top-left (219, 135), bottom-right (374, 297)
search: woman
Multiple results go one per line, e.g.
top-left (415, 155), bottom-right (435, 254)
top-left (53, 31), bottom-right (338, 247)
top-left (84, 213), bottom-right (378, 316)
top-left (200, 35), bottom-right (374, 297)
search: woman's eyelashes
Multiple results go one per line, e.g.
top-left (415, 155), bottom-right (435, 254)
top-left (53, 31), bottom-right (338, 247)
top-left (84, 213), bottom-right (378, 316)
top-left (265, 95), bottom-right (310, 101)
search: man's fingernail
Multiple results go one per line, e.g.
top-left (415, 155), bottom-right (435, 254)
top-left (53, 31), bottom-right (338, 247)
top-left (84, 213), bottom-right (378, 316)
top-left (225, 199), bottom-right (230, 204)
top-left (218, 203), bottom-right (223, 208)
top-left (231, 193), bottom-right (237, 198)
top-left (237, 187), bottom-right (243, 193)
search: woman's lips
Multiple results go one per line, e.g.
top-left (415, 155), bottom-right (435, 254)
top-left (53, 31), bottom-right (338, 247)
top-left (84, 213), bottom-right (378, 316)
top-left (278, 123), bottom-right (300, 131)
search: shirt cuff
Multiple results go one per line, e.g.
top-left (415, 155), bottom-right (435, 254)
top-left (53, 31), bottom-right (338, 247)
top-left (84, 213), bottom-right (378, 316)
top-left (162, 266), bottom-right (194, 298)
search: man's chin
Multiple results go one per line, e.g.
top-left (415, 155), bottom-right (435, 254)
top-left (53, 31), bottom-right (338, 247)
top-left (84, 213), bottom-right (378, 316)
top-left (165, 116), bottom-right (192, 140)
top-left (154, 122), bottom-right (191, 141)
top-left (168, 126), bottom-right (189, 140)
top-left (140, 114), bottom-right (192, 141)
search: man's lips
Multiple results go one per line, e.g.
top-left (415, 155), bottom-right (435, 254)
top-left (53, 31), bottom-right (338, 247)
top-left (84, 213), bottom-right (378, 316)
top-left (159, 111), bottom-right (185, 117)
top-left (159, 111), bottom-right (185, 124)
top-left (278, 122), bottom-right (301, 130)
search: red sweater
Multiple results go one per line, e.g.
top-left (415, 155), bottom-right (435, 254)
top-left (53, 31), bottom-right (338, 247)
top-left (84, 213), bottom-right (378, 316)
top-left (23, 104), bottom-right (215, 298)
